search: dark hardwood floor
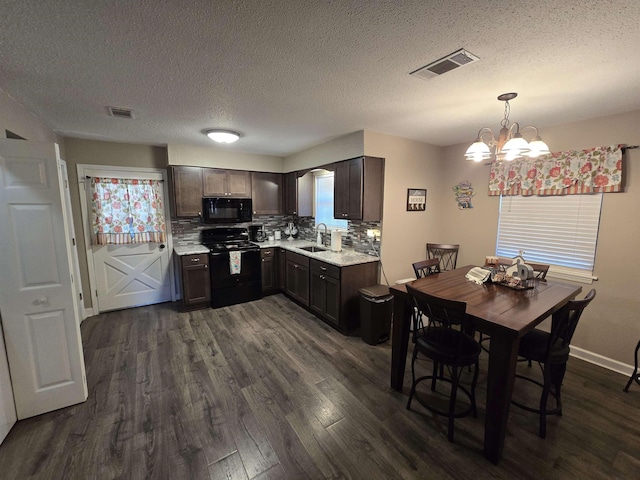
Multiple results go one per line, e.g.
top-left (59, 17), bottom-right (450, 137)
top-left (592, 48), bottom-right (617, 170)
top-left (1, 294), bottom-right (639, 479)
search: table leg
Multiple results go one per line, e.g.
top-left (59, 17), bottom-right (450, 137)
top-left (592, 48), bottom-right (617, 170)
top-left (483, 333), bottom-right (519, 464)
top-left (391, 292), bottom-right (410, 391)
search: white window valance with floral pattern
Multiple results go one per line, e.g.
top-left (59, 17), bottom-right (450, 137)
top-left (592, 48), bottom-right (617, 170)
top-left (488, 145), bottom-right (623, 196)
top-left (91, 177), bottom-right (166, 245)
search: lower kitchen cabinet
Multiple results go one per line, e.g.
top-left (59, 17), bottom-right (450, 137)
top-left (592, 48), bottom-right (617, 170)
top-left (261, 247), bottom-right (278, 295)
top-left (308, 258), bottom-right (379, 333)
top-left (285, 251), bottom-right (310, 306)
top-left (278, 248), bottom-right (287, 291)
top-left (179, 254), bottom-right (211, 310)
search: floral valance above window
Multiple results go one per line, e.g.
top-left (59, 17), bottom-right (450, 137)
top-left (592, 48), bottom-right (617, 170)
top-left (488, 145), bottom-right (623, 196)
top-left (91, 177), bottom-right (166, 245)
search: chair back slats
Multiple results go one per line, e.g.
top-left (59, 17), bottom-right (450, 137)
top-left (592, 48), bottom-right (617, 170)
top-left (412, 258), bottom-right (441, 279)
top-left (549, 289), bottom-right (596, 355)
top-left (426, 243), bottom-right (459, 271)
top-left (406, 285), bottom-right (469, 343)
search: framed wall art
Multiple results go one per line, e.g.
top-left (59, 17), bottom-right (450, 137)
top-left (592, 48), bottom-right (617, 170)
top-left (407, 188), bottom-right (426, 211)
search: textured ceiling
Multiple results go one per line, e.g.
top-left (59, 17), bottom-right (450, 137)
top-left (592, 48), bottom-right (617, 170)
top-left (1, 1), bottom-right (639, 156)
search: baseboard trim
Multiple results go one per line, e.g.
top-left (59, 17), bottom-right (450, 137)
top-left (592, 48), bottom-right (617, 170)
top-left (570, 345), bottom-right (633, 377)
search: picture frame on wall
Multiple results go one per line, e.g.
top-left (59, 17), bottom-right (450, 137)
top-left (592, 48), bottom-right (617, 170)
top-left (407, 188), bottom-right (426, 211)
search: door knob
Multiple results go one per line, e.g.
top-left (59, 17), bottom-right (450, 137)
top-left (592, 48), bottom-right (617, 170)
top-left (159, 244), bottom-right (166, 249)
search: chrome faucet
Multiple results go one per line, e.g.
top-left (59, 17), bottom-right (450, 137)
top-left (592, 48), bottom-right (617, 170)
top-left (316, 223), bottom-right (328, 246)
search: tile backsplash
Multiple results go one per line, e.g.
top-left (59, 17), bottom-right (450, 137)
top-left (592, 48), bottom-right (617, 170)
top-left (170, 215), bottom-right (382, 255)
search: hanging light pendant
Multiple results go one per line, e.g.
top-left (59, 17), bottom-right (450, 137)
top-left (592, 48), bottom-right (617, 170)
top-left (465, 93), bottom-right (550, 162)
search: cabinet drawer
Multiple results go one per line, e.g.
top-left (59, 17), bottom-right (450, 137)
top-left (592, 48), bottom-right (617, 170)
top-left (261, 248), bottom-right (275, 258)
top-left (286, 250), bottom-right (310, 268)
top-left (181, 253), bottom-right (209, 267)
top-left (310, 259), bottom-right (339, 279)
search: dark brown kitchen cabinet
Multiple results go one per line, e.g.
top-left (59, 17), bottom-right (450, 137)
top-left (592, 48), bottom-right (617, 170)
top-left (278, 248), bottom-right (287, 290)
top-left (203, 168), bottom-right (251, 197)
top-left (309, 258), bottom-right (378, 333)
top-left (285, 251), bottom-right (310, 306)
top-left (170, 166), bottom-right (204, 217)
top-left (333, 156), bottom-right (384, 221)
top-left (251, 172), bottom-right (283, 215)
top-left (310, 259), bottom-right (340, 326)
top-left (284, 171), bottom-right (313, 217)
top-left (261, 248), bottom-right (277, 295)
top-left (179, 254), bottom-right (211, 310)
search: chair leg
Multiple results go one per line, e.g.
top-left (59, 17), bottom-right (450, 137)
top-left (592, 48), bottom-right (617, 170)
top-left (448, 366), bottom-right (459, 442)
top-left (407, 348), bottom-right (419, 410)
top-left (470, 360), bottom-right (480, 417)
top-left (431, 361), bottom-right (438, 391)
top-left (624, 340), bottom-right (640, 392)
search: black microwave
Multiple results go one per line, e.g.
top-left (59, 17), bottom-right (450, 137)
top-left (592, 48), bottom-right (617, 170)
top-left (202, 197), bottom-right (252, 224)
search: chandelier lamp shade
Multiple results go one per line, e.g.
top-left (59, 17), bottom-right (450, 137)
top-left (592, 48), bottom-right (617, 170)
top-left (205, 129), bottom-right (241, 144)
top-left (465, 93), bottom-right (550, 162)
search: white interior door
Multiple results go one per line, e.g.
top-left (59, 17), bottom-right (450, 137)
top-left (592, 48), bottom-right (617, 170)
top-left (59, 159), bottom-right (85, 322)
top-left (0, 321), bottom-right (17, 444)
top-left (0, 140), bottom-right (87, 419)
top-left (77, 165), bottom-right (173, 313)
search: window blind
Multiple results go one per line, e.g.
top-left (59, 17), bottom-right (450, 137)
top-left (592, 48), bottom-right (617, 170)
top-left (496, 194), bottom-right (603, 283)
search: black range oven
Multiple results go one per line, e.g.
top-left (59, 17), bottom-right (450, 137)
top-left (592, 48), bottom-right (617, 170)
top-left (202, 227), bottom-right (261, 308)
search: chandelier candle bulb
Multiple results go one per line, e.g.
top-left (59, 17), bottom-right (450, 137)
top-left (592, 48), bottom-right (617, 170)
top-left (465, 92), bottom-right (550, 163)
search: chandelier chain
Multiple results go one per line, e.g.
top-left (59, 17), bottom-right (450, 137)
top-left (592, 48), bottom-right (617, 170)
top-left (500, 101), bottom-right (511, 128)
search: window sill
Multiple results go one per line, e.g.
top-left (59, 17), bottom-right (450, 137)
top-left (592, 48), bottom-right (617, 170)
top-left (547, 266), bottom-right (597, 285)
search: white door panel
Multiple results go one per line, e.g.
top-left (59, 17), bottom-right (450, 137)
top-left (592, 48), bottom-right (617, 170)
top-left (0, 322), bottom-right (16, 445)
top-left (0, 140), bottom-right (87, 419)
top-left (93, 243), bottom-right (171, 312)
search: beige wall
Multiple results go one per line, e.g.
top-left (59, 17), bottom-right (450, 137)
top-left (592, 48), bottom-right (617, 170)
top-left (283, 131), bottom-right (364, 172)
top-left (62, 138), bottom-right (169, 309)
top-left (168, 144), bottom-right (284, 172)
top-left (440, 109), bottom-right (640, 365)
top-left (363, 131), bottom-right (445, 283)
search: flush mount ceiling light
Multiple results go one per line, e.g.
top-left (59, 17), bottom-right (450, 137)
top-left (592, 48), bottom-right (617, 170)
top-left (465, 93), bottom-right (550, 163)
top-left (205, 129), bottom-right (240, 144)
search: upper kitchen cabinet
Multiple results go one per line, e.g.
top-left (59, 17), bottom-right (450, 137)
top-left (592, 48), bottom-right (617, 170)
top-left (284, 171), bottom-right (313, 217)
top-left (334, 156), bottom-right (384, 221)
top-left (170, 166), bottom-right (204, 218)
top-left (251, 171), bottom-right (283, 215)
top-left (203, 168), bottom-right (251, 197)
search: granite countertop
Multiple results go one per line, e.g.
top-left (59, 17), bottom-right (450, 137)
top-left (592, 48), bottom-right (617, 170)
top-left (173, 240), bottom-right (379, 267)
top-left (173, 244), bottom-right (210, 256)
top-left (253, 239), bottom-right (379, 267)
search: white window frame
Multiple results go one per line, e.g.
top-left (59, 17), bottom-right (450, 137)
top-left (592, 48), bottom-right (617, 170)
top-left (313, 171), bottom-right (348, 231)
top-left (496, 194), bottom-right (603, 284)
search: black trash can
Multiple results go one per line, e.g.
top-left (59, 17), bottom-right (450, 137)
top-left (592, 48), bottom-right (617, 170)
top-left (359, 284), bottom-right (394, 345)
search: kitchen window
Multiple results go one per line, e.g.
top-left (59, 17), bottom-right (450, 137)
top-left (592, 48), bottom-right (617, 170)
top-left (314, 172), bottom-right (348, 230)
top-left (496, 193), bottom-right (603, 283)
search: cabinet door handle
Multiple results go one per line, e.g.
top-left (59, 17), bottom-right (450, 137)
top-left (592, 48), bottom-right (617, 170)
top-left (204, 264), bottom-right (207, 269)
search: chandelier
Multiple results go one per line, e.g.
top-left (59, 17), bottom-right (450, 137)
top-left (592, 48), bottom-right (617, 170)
top-left (464, 92), bottom-right (550, 163)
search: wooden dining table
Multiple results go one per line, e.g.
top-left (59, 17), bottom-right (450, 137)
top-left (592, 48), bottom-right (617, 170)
top-left (389, 265), bottom-right (582, 464)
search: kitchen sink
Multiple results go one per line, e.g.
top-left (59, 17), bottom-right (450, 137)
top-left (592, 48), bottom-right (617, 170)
top-left (299, 245), bottom-right (328, 252)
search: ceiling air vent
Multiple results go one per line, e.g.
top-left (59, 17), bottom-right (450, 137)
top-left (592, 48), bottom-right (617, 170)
top-left (410, 48), bottom-right (480, 81)
top-left (107, 106), bottom-right (134, 119)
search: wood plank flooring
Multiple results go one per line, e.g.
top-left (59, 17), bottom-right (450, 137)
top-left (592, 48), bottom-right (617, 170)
top-left (1, 294), bottom-right (639, 479)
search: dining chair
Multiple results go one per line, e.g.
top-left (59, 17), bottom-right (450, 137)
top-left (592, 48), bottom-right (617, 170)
top-left (511, 289), bottom-right (596, 438)
top-left (406, 284), bottom-right (481, 442)
top-left (412, 257), bottom-right (441, 279)
top-left (426, 243), bottom-right (459, 271)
